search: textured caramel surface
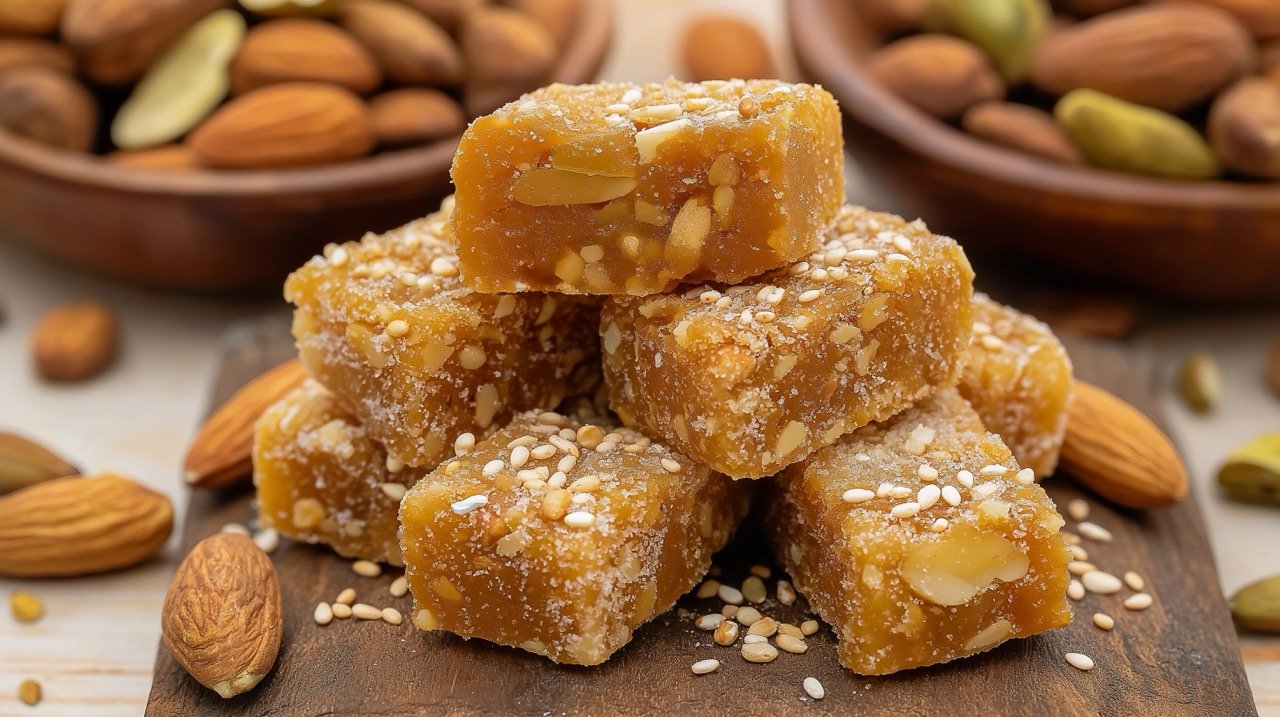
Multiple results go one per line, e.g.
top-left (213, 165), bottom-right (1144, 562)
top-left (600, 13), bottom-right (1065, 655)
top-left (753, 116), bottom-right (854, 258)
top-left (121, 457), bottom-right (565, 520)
top-left (254, 381), bottom-right (426, 566)
top-left (762, 389), bottom-right (1071, 676)
top-left (285, 199), bottom-right (601, 468)
top-left (400, 410), bottom-right (750, 666)
top-left (959, 294), bottom-right (1073, 478)
top-left (450, 79), bottom-right (844, 295)
top-left (602, 204), bottom-right (975, 478)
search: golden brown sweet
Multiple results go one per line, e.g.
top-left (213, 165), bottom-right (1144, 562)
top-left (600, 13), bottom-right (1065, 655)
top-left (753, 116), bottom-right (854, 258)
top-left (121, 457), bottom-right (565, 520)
top-left (601, 204), bottom-right (975, 478)
top-left (959, 295), bottom-right (1073, 478)
top-left (761, 389), bottom-right (1072, 676)
top-left (285, 198), bottom-right (600, 469)
top-left (449, 79), bottom-right (844, 295)
top-left (399, 410), bottom-right (749, 665)
top-left (254, 381), bottom-right (427, 565)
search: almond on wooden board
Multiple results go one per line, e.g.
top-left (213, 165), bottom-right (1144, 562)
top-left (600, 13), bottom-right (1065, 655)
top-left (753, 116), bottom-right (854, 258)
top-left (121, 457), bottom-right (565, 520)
top-left (107, 144), bottom-right (201, 171)
top-left (1059, 379), bottom-right (1188, 509)
top-left (867, 34), bottom-right (1004, 119)
top-left (1208, 77), bottom-right (1280, 179)
top-left (184, 358), bottom-right (308, 488)
top-left (370, 88), bottom-right (465, 146)
top-left (231, 18), bottom-right (382, 95)
top-left (1031, 4), bottom-right (1256, 113)
top-left (61, 0), bottom-right (231, 84)
top-left (338, 0), bottom-right (463, 86)
top-left (962, 100), bottom-right (1083, 165)
top-left (188, 82), bottom-right (375, 168)
top-left (680, 14), bottom-right (776, 82)
top-left (0, 38), bottom-right (75, 76)
top-left (0, 473), bottom-right (173, 577)
top-left (0, 0), bottom-right (69, 35)
top-left (0, 67), bottom-right (98, 153)
top-left (162, 532), bottom-right (282, 699)
top-left (30, 300), bottom-right (118, 381)
top-left (506, 0), bottom-right (580, 46)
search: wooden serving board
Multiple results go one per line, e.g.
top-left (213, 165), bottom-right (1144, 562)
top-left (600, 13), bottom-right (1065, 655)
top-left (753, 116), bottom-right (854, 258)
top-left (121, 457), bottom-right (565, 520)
top-left (146, 317), bottom-right (1256, 716)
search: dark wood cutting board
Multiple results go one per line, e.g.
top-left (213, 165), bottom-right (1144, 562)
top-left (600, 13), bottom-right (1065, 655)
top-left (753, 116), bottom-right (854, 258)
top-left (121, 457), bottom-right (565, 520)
top-left (146, 316), bottom-right (1257, 716)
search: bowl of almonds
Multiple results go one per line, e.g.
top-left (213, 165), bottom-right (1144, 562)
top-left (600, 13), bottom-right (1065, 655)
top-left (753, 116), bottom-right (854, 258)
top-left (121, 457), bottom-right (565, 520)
top-left (0, 0), bottom-right (611, 291)
top-left (788, 0), bottom-right (1280, 302)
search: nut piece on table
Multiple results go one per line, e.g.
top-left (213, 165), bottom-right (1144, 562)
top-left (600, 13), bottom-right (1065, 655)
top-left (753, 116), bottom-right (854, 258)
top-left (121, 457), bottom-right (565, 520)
top-left (30, 301), bottom-right (119, 382)
top-left (1218, 433), bottom-right (1280, 506)
top-left (1177, 351), bottom-right (1221, 414)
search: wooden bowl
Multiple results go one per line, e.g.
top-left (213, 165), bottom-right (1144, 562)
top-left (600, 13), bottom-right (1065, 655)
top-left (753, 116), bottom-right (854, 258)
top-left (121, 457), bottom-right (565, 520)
top-left (787, 0), bottom-right (1280, 303)
top-left (0, 1), bottom-right (613, 293)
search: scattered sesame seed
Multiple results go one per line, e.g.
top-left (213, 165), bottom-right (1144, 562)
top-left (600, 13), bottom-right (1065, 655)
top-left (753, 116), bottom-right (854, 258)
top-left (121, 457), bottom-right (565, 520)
top-left (451, 494), bottom-right (489, 515)
top-left (382, 607), bottom-right (403, 625)
top-left (917, 484), bottom-right (941, 510)
top-left (563, 511), bottom-right (595, 528)
top-left (749, 565), bottom-right (772, 579)
top-left (385, 319), bottom-right (409, 338)
top-left (742, 634), bottom-right (767, 644)
top-left (777, 580), bottom-right (797, 606)
top-left (696, 613), bottom-right (724, 630)
top-left (748, 618), bottom-right (779, 637)
top-left (1067, 498), bottom-right (1089, 522)
top-left (1068, 580), bottom-right (1085, 601)
top-left (981, 335), bottom-right (1006, 351)
top-left (331, 602), bottom-right (353, 619)
top-left (531, 444), bottom-right (557, 460)
top-left (941, 485), bottom-right (962, 507)
top-left (714, 620), bottom-right (739, 645)
top-left (454, 432), bottom-right (476, 456)
top-left (842, 488), bottom-right (875, 504)
top-left (336, 588), bottom-right (357, 605)
top-left (692, 658), bottom-right (721, 675)
top-left (510, 445), bottom-right (530, 469)
top-left (930, 518), bottom-right (949, 532)
top-left (721, 604), bottom-right (739, 619)
top-left (890, 501), bottom-right (920, 519)
top-left (775, 633), bottom-right (808, 654)
top-left (741, 641), bottom-right (779, 663)
top-left (1123, 571), bottom-right (1146, 592)
top-left (253, 528), bottom-right (280, 554)
top-left (310, 602), bottom-right (333, 626)
top-left (918, 464), bottom-right (939, 482)
top-left (390, 576), bottom-right (408, 599)
top-left (1078, 522), bottom-right (1113, 542)
top-left (1068, 561), bottom-right (1097, 576)
top-left (352, 560), bottom-right (382, 578)
top-left (1015, 468), bottom-right (1035, 485)
top-left (697, 580), bottom-right (721, 599)
top-left (719, 585), bottom-right (745, 605)
top-left (1092, 613), bottom-right (1115, 630)
top-left (1065, 652), bottom-right (1095, 671)
top-left (800, 619), bottom-right (820, 636)
top-left (1081, 570), bottom-right (1123, 595)
top-left (352, 603), bottom-right (382, 620)
top-left (661, 458), bottom-right (682, 473)
top-left (777, 623), bottom-right (804, 639)
top-left (736, 606), bottom-right (763, 626)
top-left (741, 576), bottom-right (768, 604)
top-left (1123, 593), bottom-right (1153, 611)
top-left (803, 677), bottom-right (825, 700)
top-left (1068, 545), bottom-right (1089, 561)
top-left (379, 482), bottom-right (407, 501)
top-left (957, 470), bottom-right (974, 488)
top-left (221, 522), bottom-right (250, 536)
top-left (979, 464), bottom-right (1009, 475)
top-left (482, 460), bottom-right (504, 477)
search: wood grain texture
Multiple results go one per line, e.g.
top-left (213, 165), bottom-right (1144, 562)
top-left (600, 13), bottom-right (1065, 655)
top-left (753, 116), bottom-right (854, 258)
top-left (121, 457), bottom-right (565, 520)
top-left (146, 331), bottom-right (1257, 716)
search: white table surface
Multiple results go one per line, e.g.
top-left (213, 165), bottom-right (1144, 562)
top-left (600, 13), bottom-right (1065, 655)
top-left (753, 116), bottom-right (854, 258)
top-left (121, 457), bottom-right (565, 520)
top-left (1, 0), bottom-right (1278, 713)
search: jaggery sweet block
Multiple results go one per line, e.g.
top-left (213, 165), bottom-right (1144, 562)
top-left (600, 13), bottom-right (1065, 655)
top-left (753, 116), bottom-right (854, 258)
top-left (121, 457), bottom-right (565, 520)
top-left (254, 381), bottom-right (427, 566)
top-left (601, 204), bottom-right (975, 479)
top-left (285, 198), bottom-right (600, 469)
top-left (958, 294), bottom-right (1073, 478)
top-left (761, 389), bottom-right (1072, 676)
top-left (399, 410), bottom-right (749, 665)
top-left (450, 79), bottom-right (844, 295)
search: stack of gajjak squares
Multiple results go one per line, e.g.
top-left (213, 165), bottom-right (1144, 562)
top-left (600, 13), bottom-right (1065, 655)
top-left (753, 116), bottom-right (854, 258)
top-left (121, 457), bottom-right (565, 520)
top-left (252, 78), bottom-right (1075, 675)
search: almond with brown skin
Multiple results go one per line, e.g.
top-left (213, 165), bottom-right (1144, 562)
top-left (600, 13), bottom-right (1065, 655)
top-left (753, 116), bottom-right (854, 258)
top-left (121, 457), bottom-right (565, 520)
top-left (1208, 77), bottom-right (1280, 179)
top-left (461, 5), bottom-right (556, 115)
top-left (680, 14), bottom-right (776, 82)
top-left (507, 0), bottom-right (579, 46)
top-left (0, 433), bottom-right (79, 494)
top-left (0, 38), bottom-right (75, 76)
top-left (962, 101), bottom-right (1084, 165)
top-left (1151, 0), bottom-right (1280, 40)
top-left (1059, 379), bottom-right (1188, 509)
top-left (61, 0), bottom-right (231, 84)
top-left (162, 532), bottom-right (282, 699)
top-left (0, 0), bottom-right (69, 35)
top-left (107, 145), bottom-right (201, 171)
top-left (867, 34), bottom-right (1004, 119)
top-left (0, 473), bottom-right (173, 577)
top-left (370, 88), bottom-right (465, 146)
top-left (399, 0), bottom-right (486, 28)
top-left (184, 358), bottom-right (308, 488)
top-left (338, 0), bottom-right (463, 86)
top-left (188, 82), bottom-right (375, 168)
top-left (30, 301), bottom-right (119, 381)
top-left (231, 18), bottom-right (382, 95)
top-left (1031, 4), bottom-right (1256, 113)
top-left (0, 67), bottom-right (98, 153)
top-left (854, 0), bottom-right (929, 33)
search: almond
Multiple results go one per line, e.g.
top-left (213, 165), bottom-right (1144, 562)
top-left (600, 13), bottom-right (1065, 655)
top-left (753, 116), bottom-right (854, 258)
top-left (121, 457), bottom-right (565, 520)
top-left (507, 0), bottom-right (580, 46)
top-left (338, 0), bottom-right (463, 86)
top-left (1031, 4), bottom-right (1256, 113)
top-left (867, 34), bottom-right (1005, 119)
top-left (188, 82), bottom-right (375, 168)
top-left (399, 0), bottom-right (486, 28)
top-left (461, 5), bottom-right (556, 115)
top-left (184, 358), bottom-right (308, 488)
top-left (0, 67), bottom-right (98, 153)
top-left (1208, 77), bottom-right (1280, 179)
top-left (1151, 0), bottom-right (1280, 40)
top-left (680, 14), bottom-right (776, 82)
top-left (854, 0), bottom-right (929, 33)
top-left (162, 532), bottom-right (282, 699)
top-left (370, 88), bottom-right (465, 146)
top-left (231, 18), bottom-right (382, 95)
top-left (0, 433), bottom-right (79, 494)
top-left (0, 473), bottom-right (173, 577)
top-left (0, 38), bottom-right (75, 76)
top-left (962, 100), bottom-right (1084, 165)
top-left (0, 0), bottom-right (69, 35)
top-left (30, 301), bottom-right (119, 381)
top-left (1059, 379), bottom-right (1189, 509)
top-left (61, 0), bottom-right (231, 84)
top-left (107, 145), bottom-right (201, 171)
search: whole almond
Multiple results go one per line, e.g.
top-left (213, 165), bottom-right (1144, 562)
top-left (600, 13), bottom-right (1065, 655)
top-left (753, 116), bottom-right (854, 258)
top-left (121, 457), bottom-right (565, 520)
top-left (507, 0), bottom-right (580, 46)
top-left (185, 358), bottom-right (308, 488)
top-left (231, 18), bottom-right (382, 95)
top-left (854, 0), bottom-right (929, 33)
top-left (867, 34), bottom-right (1004, 119)
top-left (1208, 77), bottom-right (1280, 179)
top-left (107, 145), bottom-right (201, 171)
top-left (0, 433), bottom-right (79, 494)
top-left (339, 0), bottom-right (463, 86)
top-left (461, 6), bottom-right (556, 87)
top-left (0, 0), bottom-right (69, 35)
top-left (370, 88), bottom-right (465, 146)
top-left (1031, 4), bottom-right (1255, 113)
top-left (0, 38), bottom-right (75, 76)
top-left (962, 100), bottom-right (1084, 165)
top-left (680, 14), bottom-right (776, 82)
top-left (188, 82), bottom-right (375, 168)
top-left (30, 301), bottom-right (119, 381)
top-left (61, 0), bottom-right (231, 84)
top-left (0, 67), bottom-right (98, 153)
top-left (1059, 379), bottom-right (1189, 509)
top-left (162, 532), bottom-right (282, 699)
top-left (0, 473), bottom-right (173, 577)
top-left (399, 0), bottom-right (486, 28)
top-left (1151, 0), bottom-right (1280, 40)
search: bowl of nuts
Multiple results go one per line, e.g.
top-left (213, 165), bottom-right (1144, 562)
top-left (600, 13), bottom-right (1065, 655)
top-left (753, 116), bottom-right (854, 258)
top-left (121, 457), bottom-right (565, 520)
top-left (0, 0), bottom-right (611, 292)
top-left (788, 0), bottom-right (1280, 302)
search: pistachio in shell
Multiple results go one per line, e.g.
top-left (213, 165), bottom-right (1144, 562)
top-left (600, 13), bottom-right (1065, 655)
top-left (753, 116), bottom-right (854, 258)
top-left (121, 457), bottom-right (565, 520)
top-left (1230, 574), bottom-right (1280, 633)
top-left (1218, 432), bottom-right (1280, 506)
top-left (1177, 351), bottom-right (1221, 413)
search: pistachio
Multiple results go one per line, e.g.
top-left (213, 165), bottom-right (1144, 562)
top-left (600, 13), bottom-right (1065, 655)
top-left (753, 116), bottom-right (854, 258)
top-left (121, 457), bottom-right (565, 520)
top-left (0, 432), bottom-right (79, 494)
top-left (1177, 351), bottom-right (1221, 414)
top-left (1056, 89), bottom-right (1219, 180)
top-left (1218, 433), bottom-right (1280, 506)
top-left (1229, 574), bottom-right (1280, 633)
top-left (925, 0), bottom-right (1051, 82)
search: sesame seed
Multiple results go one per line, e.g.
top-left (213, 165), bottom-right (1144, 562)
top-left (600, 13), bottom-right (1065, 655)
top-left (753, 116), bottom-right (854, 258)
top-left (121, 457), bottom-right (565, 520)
top-left (748, 617), bottom-right (779, 637)
top-left (1092, 613), bottom-right (1115, 630)
top-left (775, 633), bottom-right (808, 654)
top-left (482, 460), bottom-right (504, 477)
top-left (382, 607), bottom-right (403, 625)
top-left (847, 248), bottom-right (879, 262)
top-left (718, 584), bottom-right (744, 605)
top-left (890, 501), bottom-right (920, 519)
top-left (563, 511), bottom-right (595, 528)
top-left (352, 603), bottom-right (382, 620)
top-left (697, 580), bottom-right (721, 599)
top-left (379, 482), bottom-right (407, 501)
top-left (548, 471), bottom-right (568, 488)
top-left (972, 320), bottom-right (991, 335)
top-left (1123, 593), bottom-right (1153, 611)
top-left (336, 588), bottom-right (357, 605)
top-left (749, 565), bottom-right (772, 579)
top-left (314, 602), bottom-right (334, 626)
top-left (941, 485), bottom-right (962, 507)
top-left (253, 528), bottom-right (279, 554)
top-left (1082, 570), bottom-right (1123, 595)
top-left (352, 560), bottom-right (382, 578)
top-left (1123, 571), bottom-right (1146, 591)
top-left (530, 444), bottom-right (557, 460)
top-left (714, 620), bottom-right (739, 645)
top-left (741, 642), bottom-right (779, 663)
top-left (721, 604), bottom-right (739, 618)
top-left (803, 677), bottom-right (825, 700)
top-left (1069, 545), bottom-right (1089, 561)
top-left (1065, 652), bottom-right (1095, 671)
top-left (800, 619), bottom-right (820, 636)
top-left (1068, 561), bottom-right (1097, 576)
top-left (386, 455), bottom-right (405, 473)
top-left (1068, 580), bottom-right (1085, 601)
top-left (918, 464), bottom-right (939, 481)
top-left (1015, 468), bottom-right (1035, 485)
top-left (799, 289), bottom-right (822, 303)
top-left (390, 576), bottom-right (408, 599)
top-left (777, 580), bottom-right (797, 606)
top-left (979, 464), bottom-right (1009, 475)
top-left (558, 454), bottom-right (578, 473)
top-left (385, 319), bottom-right (409, 338)
top-left (743, 634), bottom-right (767, 644)
top-left (957, 470), bottom-right (974, 488)
top-left (981, 335), bottom-right (1005, 351)
top-left (691, 658), bottom-right (721, 675)
top-left (736, 606), bottom-right (762, 626)
top-left (842, 487), bottom-right (876, 504)
top-left (221, 522), bottom-right (250, 535)
top-left (696, 613), bottom-right (725, 630)
top-left (1078, 522), bottom-right (1113, 542)
top-left (451, 495), bottom-right (488, 515)
top-left (510, 446), bottom-right (530, 469)
top-left (1067, 498), bottom-right (1089, 522)
top-left (917, 484), bottom-right (941, 510)
top-left (331, 602), bottom-right (353, 619)
top-left (930, 518), bottom-right (949, 532)
top-left (741, 576), bottom-right (767, 604)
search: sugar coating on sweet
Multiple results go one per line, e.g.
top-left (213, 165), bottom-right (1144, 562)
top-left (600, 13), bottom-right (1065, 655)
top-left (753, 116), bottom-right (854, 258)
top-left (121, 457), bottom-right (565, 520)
top-left (399, 410), bottom-right (749, 666)
top-left (761, 389), bottom-right (1071, 676)
top-left (285, 197), bottom-right (601, 469)
top-left (450, 78), bottom-right (845, 295)
top-left (602, 204), bottom-right (975, 478)
top-left (959, 294), bottom-right (1073, 478)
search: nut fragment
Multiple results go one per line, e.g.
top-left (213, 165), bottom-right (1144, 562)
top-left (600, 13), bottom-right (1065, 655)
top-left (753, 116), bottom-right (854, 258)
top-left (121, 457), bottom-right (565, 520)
top-left (0, 432), bottom-right (79, 494)
top-left (901, 528), bottom-right (1029, 606)
top-left (740, 641), bottom-right (779, 663)
top-left (18, 679), bottom-right (41, 706)
top-left (1219, 433), bottom-right (1280, 506)
top-left (513, 167), bottom-right (637, 206)
top-left (10, 590), bottom-right (44, 623)
top-left (1177, 352), bottom-right (1221, 413)
top-left (30, 301), bottom-right (118, 382)
top-left (1230, 574), bottom-right (1280, 633)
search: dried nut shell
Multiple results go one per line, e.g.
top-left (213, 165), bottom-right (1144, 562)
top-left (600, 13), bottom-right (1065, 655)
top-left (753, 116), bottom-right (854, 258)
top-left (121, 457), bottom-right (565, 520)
top-left (962, 101), bottom-right (1084, 165)
top-left (162, 532), bottom-right (282, 698)
top-left (1208, 77), bottom-right (1280, 179)
top-left (867, 34), bottom-right (1005, 119)
top-left (1177, 351), bottom-right (1221, 413)
top-left (1055, 89), bottom-right (1220, 180)
top-left (184, 358), bottom-right (308, 488)
top-left (370, 88), bottom-right (465, 146)
top-left (0, 473), bottom-right (173, 577)
top-left (1218, 433), bottom-right (1280, 506)
top-left (30, 301), bottom-right (119, 382)
top-left (0, 432), bottom-right (79, 494)
top-left (230, 18), bottom-right (381, 95)
top-left (111, 9), bottom-right (245, 151)
top-left (0, 38), bottom-right (76, 75)
top-left (1230, 574), bottom-right (1280, 633)
top-left (338, 0), bottom-right (464, 86)
top-left (925, 0), bottom-right (1050, 82)
top-left (61, 0), bottom-right (231, 84)
top-left (0, 67), bottom-right (98, 153)
top-left (680, 14), bottom-right (776, 83)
